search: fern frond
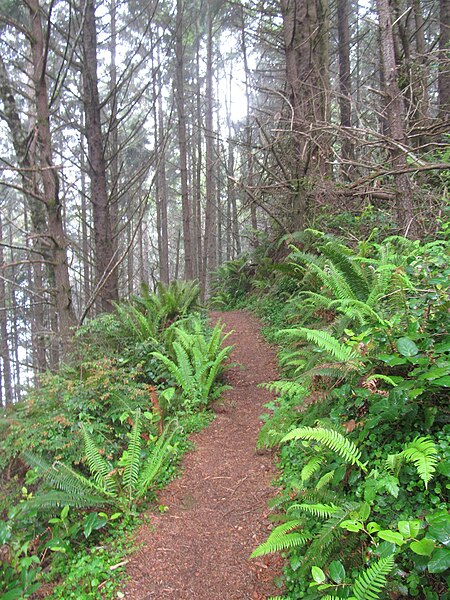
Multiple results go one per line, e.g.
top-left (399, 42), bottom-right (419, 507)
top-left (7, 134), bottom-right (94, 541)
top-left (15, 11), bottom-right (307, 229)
top-left (280, 327), bottom-right (360, 362)
top-left (301, 455), bottom-right (326, 483)
top-left (288, 502), bottom-right (342, 519)
top-left (123, 410), bottom-right (142, 497)
top-left (22, 489), bottom-right (106, 511)
top-left (316, 470), bottom-right (335, 490)
top-left (261, 380), bottom-right (308, 400)
top-left (81, 426), bottom-right (116, 495)
top-left (136, 424), bottom-right (178, 497)
top-left (22, 452), bottom-right (105, 498)
top-left (251, 518), bottom-right (311, 557)
top-left (321, 242), bottom-right (370, 302)
top-left (401, 436), bottom-right (438, 488)
top-left (352, 555), bottom-right (395, 600)
top-left (282, 426), bottom-right (366, 471)
top-left (332, 298), bottom-right (386, 326)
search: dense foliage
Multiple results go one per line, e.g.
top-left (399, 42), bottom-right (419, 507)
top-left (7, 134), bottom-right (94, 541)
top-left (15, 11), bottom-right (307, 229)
top-left (0, 282), bottom-right (231, 598)
top-left (214, 223), bottom-right (450, 599)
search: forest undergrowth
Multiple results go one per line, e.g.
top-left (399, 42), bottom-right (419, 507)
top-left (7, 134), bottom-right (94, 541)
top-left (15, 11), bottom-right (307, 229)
top-left (210, 214), bottom-right (450, 599)
top-left (0, 281), bottom-right (232, 599)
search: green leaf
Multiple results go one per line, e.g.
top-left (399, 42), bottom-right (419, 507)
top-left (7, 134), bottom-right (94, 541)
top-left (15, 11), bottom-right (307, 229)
top-left (329, 560), bottom-right (346, 583)
top-left (60, 505), bottom-right (70, 520)
top-left (83, 512), bottom-right (108, 538)
top-left (398, 520), bottom-right (421, 539)
top-left (377, 530), bottom-right (404, 545)
top-left (417, 367), bottom-right (450, 380)
top-left (426, 511), bottom-right (450, 546)
top-left (340, 520), bottom-right (364, 532)
top-left (410, 538), bottom-right (435, 556)
top-left (428, 547), bottom-right (450, 573)
top-left (358, 502), bottom-right (371, 521)
top-left (430, 376), bottom-right (450, 387)
top-left (397, 337), bottom-right (419, 357)
top-left (312, 566), bottom-right (326, 583)
top-left (367, 522), bottom-right (381, 534)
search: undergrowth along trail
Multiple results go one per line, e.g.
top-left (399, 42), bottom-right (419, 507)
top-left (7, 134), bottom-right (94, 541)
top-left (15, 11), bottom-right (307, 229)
top-left (122, 310), bottom-right (281, 599)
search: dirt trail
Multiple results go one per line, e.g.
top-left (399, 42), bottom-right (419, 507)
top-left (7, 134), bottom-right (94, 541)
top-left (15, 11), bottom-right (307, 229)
top-left (123, 310), bottom-right (282, 599)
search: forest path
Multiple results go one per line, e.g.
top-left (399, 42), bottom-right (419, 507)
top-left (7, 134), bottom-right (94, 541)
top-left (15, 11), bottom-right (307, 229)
top-left (122, 310), bottom-right (282, 599)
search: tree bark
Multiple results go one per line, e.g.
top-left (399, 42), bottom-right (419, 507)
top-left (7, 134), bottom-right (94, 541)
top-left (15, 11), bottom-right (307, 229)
top-left (81, 0), bottom-right (119, 312)
top-left (28, 0), bottom-right (76, 357)
top-left (155, 33), bottom-right (169, 284)
top-left (0, 214), bottom-right (13, 406)
top-left (280, 0), bottom-right (329, 229)
top-left (439, 0), bottom-right (450, 117)
top-left (376, 0), bottom-right (417, 238)
top-left (175, 0), bottom-right (193, 280)
top-left (202, 4), bottom-right (217, 292)
top-left (337, 0), bottom-right (354, 173)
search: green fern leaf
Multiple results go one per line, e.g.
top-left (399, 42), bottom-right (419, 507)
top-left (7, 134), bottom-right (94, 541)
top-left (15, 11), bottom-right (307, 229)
top-left (316, 470), bottom-right (335, 489)
top-left (282, 426), bottom-right (366, 471)
top-left (280, 327), bottom-right (360, 362)
top-left (322, 243), bottom-right (369, 300)
top-left (251, 519), bottom-right (311, 557)
top-left (401, 437), bottom-right (438, 488)
top-left (21, 489), bottom-right (107, 511)
top-left (136, 424), bottom-right (178, 498)
top-left (288, 502), bottom-right (342, 519)
top-left (123, 410), bottom-right (142, 498)
top-left (299, 509), bottom-right (353, 575)
top-left (301, 455), bottom-right (326, 483)
top-left (352, 555), bottom-right (395, 600)
top-left (81, 426), bottom-right (116, 495)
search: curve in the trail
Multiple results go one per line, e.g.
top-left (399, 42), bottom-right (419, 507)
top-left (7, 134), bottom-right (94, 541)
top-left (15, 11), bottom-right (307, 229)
top-left (122, 310), bottom-right (282, 599)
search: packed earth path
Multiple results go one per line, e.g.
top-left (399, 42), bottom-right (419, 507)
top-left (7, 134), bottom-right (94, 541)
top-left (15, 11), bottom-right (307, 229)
top-left (122, 310), bottom-right (283, 599)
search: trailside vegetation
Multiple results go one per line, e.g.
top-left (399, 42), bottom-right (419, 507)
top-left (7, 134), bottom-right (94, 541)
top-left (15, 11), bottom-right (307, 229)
top-left (0, 281), bottom-right (232, 598)
top-left (213, 223), bottom-right (450, 599)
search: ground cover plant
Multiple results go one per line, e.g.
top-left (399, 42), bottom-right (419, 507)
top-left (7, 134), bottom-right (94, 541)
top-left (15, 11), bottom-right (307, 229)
top-left (0, 282), bottom-right (231, 599)
top-left (214, 225), bottom-right (450, 599)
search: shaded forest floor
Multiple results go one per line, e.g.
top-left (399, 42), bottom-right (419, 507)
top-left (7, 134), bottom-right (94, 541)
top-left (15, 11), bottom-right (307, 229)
top-left (122, 310), bottom-right (282, 599)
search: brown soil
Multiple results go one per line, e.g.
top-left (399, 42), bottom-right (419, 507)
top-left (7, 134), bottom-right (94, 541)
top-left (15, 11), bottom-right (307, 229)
top-left (122, 310), bottom-right (283, 599)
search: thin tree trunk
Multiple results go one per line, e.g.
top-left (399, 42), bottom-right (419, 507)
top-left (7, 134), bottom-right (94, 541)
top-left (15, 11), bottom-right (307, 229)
top-left (195, 36), bottom-right (203, 280)
top-left (240, 4), bottom-right (256, 245)
top-left (202, 5), bottom-right (217, 292)
top-left (28, 0), bottom-right (76, 358)
top-left (439, 0), bottom-right (450, 117)
top-left (175, 0), bottom-right (193, 280)
top-left (376, 0), bottom-right (417, 238)
top-left (155, 34), bottom-right (169, 284)
top-left (0, 214), bottom-right (13, 406)
top-left (337, 0), bottom-right (354, 174)
top-left (82, 0), bottom-right (119, 312)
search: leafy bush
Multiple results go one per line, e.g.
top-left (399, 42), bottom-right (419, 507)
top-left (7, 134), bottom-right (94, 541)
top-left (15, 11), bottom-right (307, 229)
top-left (0, 280), bottom-right (228, 598)
top-left (249, 229), bottom-right (450, 599)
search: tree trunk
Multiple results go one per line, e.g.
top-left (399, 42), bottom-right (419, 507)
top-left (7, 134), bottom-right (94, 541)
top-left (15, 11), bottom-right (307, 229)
top-left (202, 4), bottom-right (217, 293)
top-left (155, 34), bottom-right (169, 284)
top-left (28, 0), bottom-right (76, 357)
top-left (82, 0), bottom-right (119, 313)
top-left (175, 0), bottom-right (193, 280)
top-left (0, 214), bottom-right (13, 406)
top-left (337, 0), bottom-right (354, 174)
top-left (376, 0), bottom-right (417, 238)
top-left (280, 0), bottom-right (329, 229)
top-left (439, 0), bottom-right (450, 117)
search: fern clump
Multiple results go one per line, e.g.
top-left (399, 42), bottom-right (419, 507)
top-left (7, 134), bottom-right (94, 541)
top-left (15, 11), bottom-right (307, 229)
top-left (23, 411), bottom-right (178, 511)
top-left (152, 320), bottom-right (233, 412)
